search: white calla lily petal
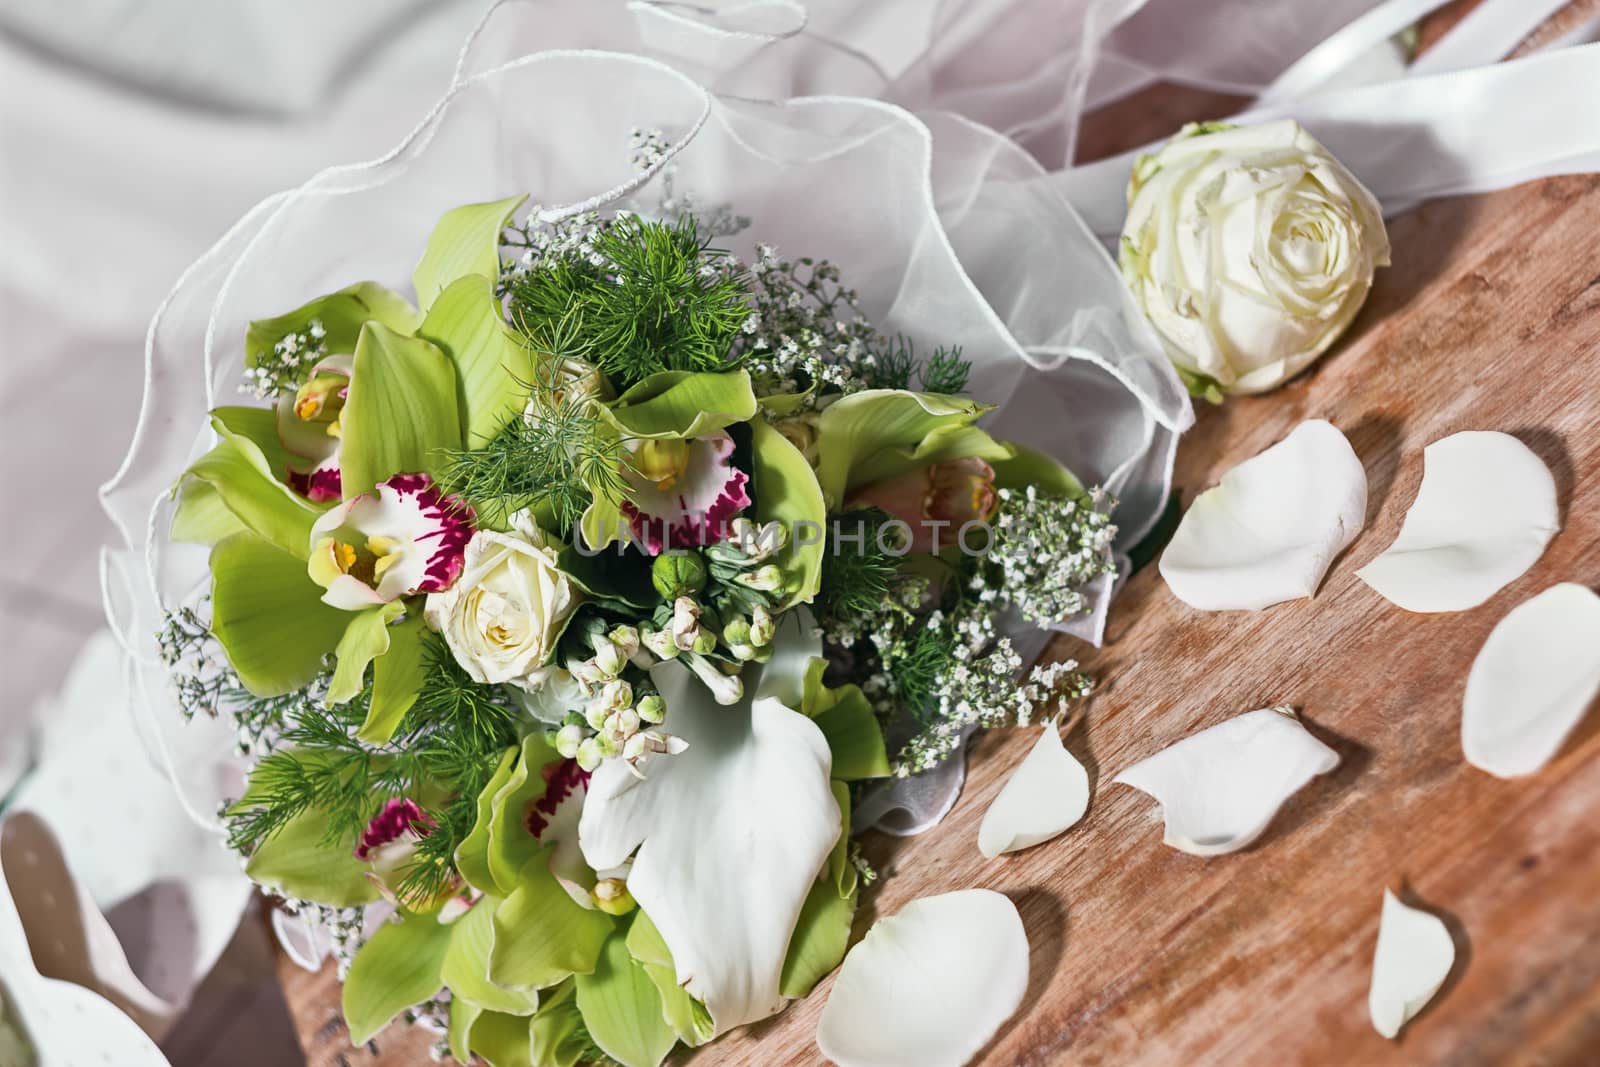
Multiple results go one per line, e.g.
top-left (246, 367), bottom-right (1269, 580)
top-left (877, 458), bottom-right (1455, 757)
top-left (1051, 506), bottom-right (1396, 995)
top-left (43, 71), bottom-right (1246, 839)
top-left (1369, 889), bottom-right (1455, 1039)
top-left (1357, 431), bottom-right (1558, 613)
top-left (816, 889), bottom-right (1028, 1067)
top-left (1462, 583), bottom-right (1600, 778)
top-left (1114, 707), bottom-right (1339, 855)
top-left (577, 614), bottom-right (838, 1034)
top-left (1160, 420), bottom-right (1366, 611)
top-left (978, 724), bottom-right (1089, 858)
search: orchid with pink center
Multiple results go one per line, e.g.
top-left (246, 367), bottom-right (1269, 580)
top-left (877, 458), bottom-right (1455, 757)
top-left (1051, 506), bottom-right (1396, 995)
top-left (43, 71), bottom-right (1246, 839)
top-left (355, 797), bottom-right (474, 920)
top-left (620, 432), bottom-right (751, 554)
top-left (276, 353), bottom-right (351, 502)
top-left (307, 473), bottom-right (473, 611)
top-left (848, 456), bottom-right (1000, 553)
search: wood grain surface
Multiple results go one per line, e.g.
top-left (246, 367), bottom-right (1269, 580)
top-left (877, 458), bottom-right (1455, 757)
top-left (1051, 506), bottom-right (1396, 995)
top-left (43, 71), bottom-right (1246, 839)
top-left (275, 7), bottom-right (1600, 1065)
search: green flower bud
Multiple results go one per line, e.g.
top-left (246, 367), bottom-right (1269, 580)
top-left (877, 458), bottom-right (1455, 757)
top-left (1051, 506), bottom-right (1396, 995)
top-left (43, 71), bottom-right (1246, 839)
top-left (749, 604), bottom-right (775, 647)
top-left (637, 694), bottom-right (666, 724)
top-left (554, 724), bottom-right (585, 759)
top-left (691, 630), bottom-right (718, 656)
top-left (652, 550), bottom-right (708, 600)
top-left (737, 564), bottom-right (784, 593)
top-left (593, 877), bottom-right (637, 916)
top-left (723, 617), bottom-right (752, 647)
top-left (576, 738), bottom-right (604, 772)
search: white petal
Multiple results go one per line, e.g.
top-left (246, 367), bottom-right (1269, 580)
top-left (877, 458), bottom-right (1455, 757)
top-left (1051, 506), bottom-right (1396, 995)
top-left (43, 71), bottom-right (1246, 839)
top-left (978, 725), bottom-right (1089, 858)
top-left (1356, 431), bottom-right (1558, 613)
top-left (1160, 420), bottom-right (1367, 611)
top-left (816, 889), bottom-right (1028, 1067)
top-left (1113, 707), bottom-right (1339, 855)
top-left (578, 614), bottom-right (838, 1034)
top-left (1368, 889), bottom-right (1455, 1039)
top-left (1462, 583), bottom-right (1600, 778)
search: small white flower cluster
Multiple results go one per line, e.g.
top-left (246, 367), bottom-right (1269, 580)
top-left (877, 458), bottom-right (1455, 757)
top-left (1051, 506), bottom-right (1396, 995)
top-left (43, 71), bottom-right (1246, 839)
top-left (553, 625), bottom-right (685, 778)
top-left (240, 319), bottom-right (326, 398)
top-left (501, 207), bottom-right (610, 281)
top-left (974, 486), bottom-right (1119, 626)
top-left (271, 900), bottom-right (368, 979)
top-left (737, 245), bottom-right (880, 404)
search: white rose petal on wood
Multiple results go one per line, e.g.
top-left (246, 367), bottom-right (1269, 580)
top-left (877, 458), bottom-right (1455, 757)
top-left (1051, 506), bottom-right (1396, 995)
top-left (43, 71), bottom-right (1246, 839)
top-left (816, 889), bottom-right (1029, 1067)
top-left (1369, 890), bottom-right (1455, 1039)
top-left (1462, 583), bottom-right (1600, 778)
top-left (978, 724), bottom-right (1090, 858)
top-left (1356, 431), bottom-right (1558, 613)
top-left (1160, 420), bottom-right (1367, 611)
top-left (1113, 707), bottom-right (1339, 855)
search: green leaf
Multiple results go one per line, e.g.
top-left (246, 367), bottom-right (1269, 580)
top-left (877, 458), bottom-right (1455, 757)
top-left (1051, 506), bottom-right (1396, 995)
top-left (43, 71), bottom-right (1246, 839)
top-left (487, 734), bottom-right (562, 894)
top-left (419, 274), bottom-right (536, 446)
top-left (413, 195), bottom-right (528, 309)
top-left (209, 533), bottom-right (348, 696)
top-left (813, 389), bottom-right (995, 504)
top-left (443, 899), bottom-right (542, 1016)
top-left (327, 602), bottom-right (401, 706)
top-left (211, 405), bottom-right (301, 480)
top-left (778, 875), bottom-right (857, 999)
top-left (599, 370), bottom-right (758, 440)
top-left (178, 416), bottom-right (322, 557)
top-left (244, 805), bottom-right (379, 907)
top-left (344, 914), bottom-right (452, 1044)
top-left (991, 442), bottom-right (1086, 497)
top-left (245, 282), bottom-right (421, 369)
top-left (530, 981), bottom-right (588, 1067)
top-left (625, 912), bottom-right (714, 1047)
top-left (827, 780), bottom-right (855, 896)
top-left (579, 491), bottom-right (627, 552)
top-left (339, 321), bottom-right (463, 498)
top-left (488, 854), bottom-right (613, 990)
top-left (449, 997), bottom-right (483, 1064)
top-left (455, 746), bottom-right (519, 895)
top-left (575, 927), bottom-right (678, 1067)
top-left (360, 612), bottom-right (430, 744)
top-left (813, 688), bottom-right (891, 780)
top-left (749, 417), bottom-right (826, 610)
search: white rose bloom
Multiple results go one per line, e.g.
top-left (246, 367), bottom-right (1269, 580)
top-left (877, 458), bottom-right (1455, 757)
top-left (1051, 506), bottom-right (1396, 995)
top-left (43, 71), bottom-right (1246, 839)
top-left (1120, 119), bottom-right (1390, 397)
top-left (424, 527), bottom-right (579, 691)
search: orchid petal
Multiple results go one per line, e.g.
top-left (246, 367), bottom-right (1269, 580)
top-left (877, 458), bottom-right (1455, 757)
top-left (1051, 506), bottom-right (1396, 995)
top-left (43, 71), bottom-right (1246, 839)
top-left (361, 612), bottom-right (430, 745)
top-left (177, 416), bottom-right (323, 558)
top-left (244, 282), bottom-right (421, 372)
top-left (209, 533), bottom-right (349, 696)
top-left (419, 274), bottom-right (536, 446)
top-left (601, 370), bottom-right (758, 440)
top-left (242, 807), bottom-right (380, 908)
top-left (1356, 431), bottom-right (1558, 613)
top-left (574, 928), bottom-right (678, 1067)
top-left (442, 900), bottom-right (541, 1016)
top-left (327, 602), bottom-right (401, 707)
top-left (979, 723), bottom-right (1090, 859)
top-left (813, 389), bottom-right (995, 505)
top-left (1462, 583), bottom-right (1600, 778)
top-left (815, 889), bottom-right (1028, 1067)
top-left (1368, 890), bottom-right (1455, 1039)
top-left (578, 614), bottom-right (839, 1034)
top-left (455, 746), bottom-right (520, 896)
top-left (487, 854), bottom-right (613, 992)
top-left (412, 195), bottom-right (527, 309)
top-left (750, 416), bottom-right (828, 609)
top-left (620, 432), bottom-right (750, 554)
top-left (1160, 420), bottom-right (1366, 611)
top-left (339, 322), bottom-right (463, 498)
top-left (343, 914), bottom-right (451, 1045)
top-left (1113, 707), bottom-right (1339, 855)
top-left (779, 873), bottom-right (856, 1001)
top-left (625, 912), bottom-right (714, 1047)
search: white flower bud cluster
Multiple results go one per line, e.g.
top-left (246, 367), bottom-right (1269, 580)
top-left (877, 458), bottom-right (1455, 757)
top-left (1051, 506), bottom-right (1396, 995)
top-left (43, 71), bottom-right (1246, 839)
top-left (556, 627), bottom-right (685, 778)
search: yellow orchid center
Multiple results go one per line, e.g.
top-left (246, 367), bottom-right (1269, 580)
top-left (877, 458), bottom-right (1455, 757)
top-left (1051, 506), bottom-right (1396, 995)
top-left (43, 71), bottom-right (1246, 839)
top-left (367, 535), bottom-right (404, 579)
top-left (293, 371), bottom-right (348, 429)
top-left (632, 438), bottom-right (692, 492)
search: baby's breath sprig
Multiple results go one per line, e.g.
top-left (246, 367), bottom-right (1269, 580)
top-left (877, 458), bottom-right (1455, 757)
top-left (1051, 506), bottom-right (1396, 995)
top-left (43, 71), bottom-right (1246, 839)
top-left (241, 319), bottom-right (326, 398)
top-left (974, 486), bottom-right (1119, 626)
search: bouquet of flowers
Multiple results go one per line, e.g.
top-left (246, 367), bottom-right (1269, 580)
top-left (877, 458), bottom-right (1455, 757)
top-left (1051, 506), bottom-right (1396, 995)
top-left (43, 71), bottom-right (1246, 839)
top-left (154, 174), bottom-right (1120, 1063)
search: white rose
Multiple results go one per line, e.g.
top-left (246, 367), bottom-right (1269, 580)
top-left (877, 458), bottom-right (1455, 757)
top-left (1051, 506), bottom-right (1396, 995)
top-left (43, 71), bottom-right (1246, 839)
top-left (1120, 119), bottom-right (1390, 397)
top-left (424, 528), bottom-right (579, 691)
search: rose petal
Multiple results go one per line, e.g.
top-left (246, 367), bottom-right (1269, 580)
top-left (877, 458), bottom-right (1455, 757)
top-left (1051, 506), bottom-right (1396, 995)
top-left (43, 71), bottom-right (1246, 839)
top-left (978, 724), bottom-right (1089, 858)
top-left (1356, 431), bottom-right (1558, 613)
top-left (1462, 583), bottom-right (1600, 778)
top-left (1368, 889), bottom-right (1454, 1039)
top-left (815, 889), bottom-right (1028, 1067)
top-left (1113, 707), bottom-right (1339, 855)
top-left (1160, 420), bottom-right (1367, 611)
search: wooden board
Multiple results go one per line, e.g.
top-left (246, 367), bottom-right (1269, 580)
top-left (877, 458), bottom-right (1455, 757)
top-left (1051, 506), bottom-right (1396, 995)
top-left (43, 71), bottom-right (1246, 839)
top-left (275, 10), bottom-right (1600, 1065)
